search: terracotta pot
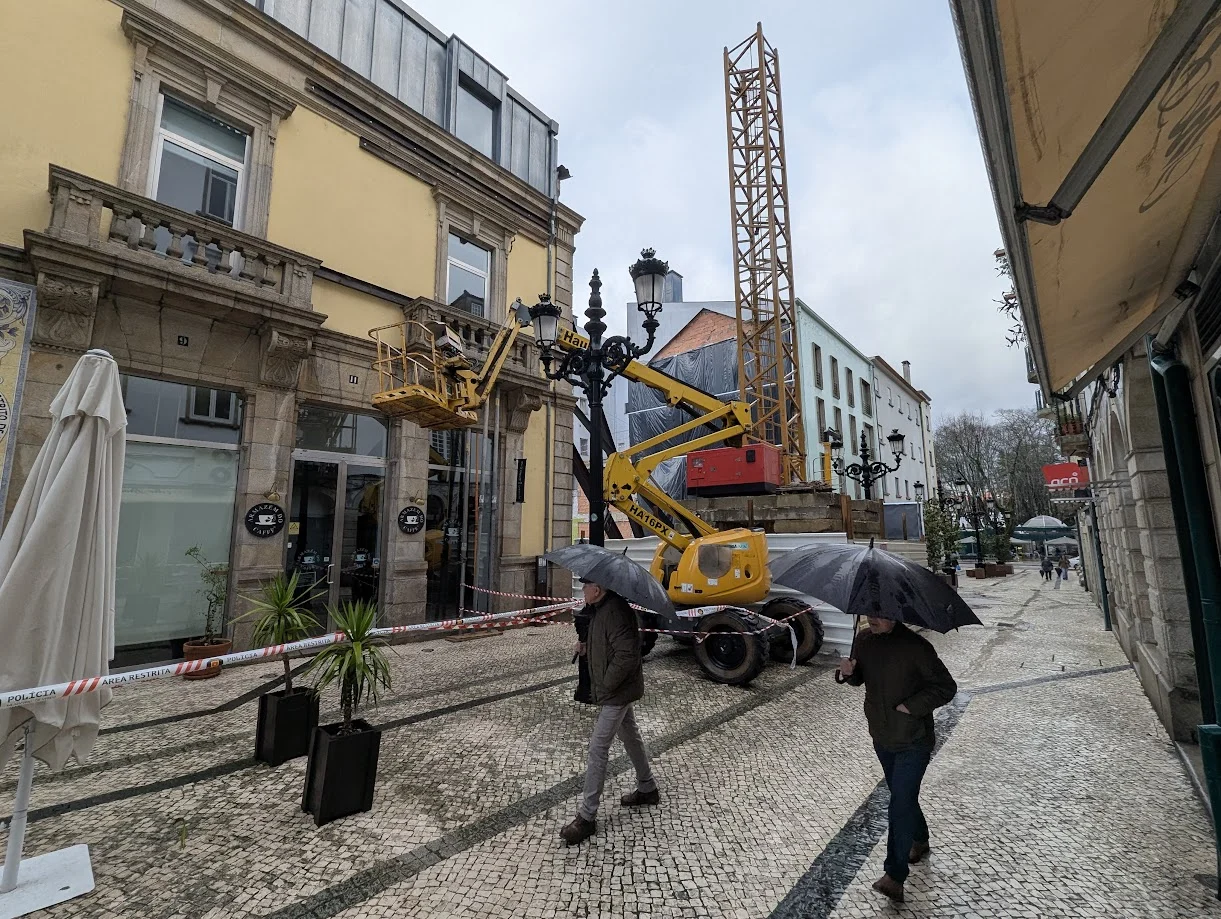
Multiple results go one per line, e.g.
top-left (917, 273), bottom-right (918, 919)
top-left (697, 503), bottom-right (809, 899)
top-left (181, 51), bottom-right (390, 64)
top-left (182, 638), bottom-right (232, 680)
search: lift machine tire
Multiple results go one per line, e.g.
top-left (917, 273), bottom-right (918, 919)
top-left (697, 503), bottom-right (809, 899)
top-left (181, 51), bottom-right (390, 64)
top-left (692, 609), bottom-right (770, 685)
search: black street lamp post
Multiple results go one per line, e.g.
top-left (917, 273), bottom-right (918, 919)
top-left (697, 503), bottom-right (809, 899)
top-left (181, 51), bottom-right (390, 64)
top-left (523, 249), bottom-right (670, 546)
top-left (823, 426), bottom-right (906, 500)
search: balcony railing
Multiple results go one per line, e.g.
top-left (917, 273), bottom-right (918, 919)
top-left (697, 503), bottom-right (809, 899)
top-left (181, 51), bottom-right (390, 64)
top-left (1054, 397), bottom-right (1089, 456)
top-left (42, 165), bottom-right (319, 308)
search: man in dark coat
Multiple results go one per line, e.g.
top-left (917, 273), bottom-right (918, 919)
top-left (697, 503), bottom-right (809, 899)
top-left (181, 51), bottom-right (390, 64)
top-left (838, 617), bottom-right (958, 903)
top-left (560, 579), bottom-right (658, 845)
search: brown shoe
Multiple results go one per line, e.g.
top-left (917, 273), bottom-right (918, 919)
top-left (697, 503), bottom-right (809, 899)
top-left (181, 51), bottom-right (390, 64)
top-left (872, 874), bottom-right (905, 903)
top-left (909, 840), bottom-right (930, 863)
top-left (559, 815), bottom-right (597, 846)
top-left (620, 788), bottom-right (660, 807)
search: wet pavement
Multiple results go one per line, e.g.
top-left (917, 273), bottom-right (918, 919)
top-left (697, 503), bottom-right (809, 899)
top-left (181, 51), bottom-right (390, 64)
top-left (2, 568), bottom-right (1217, 918)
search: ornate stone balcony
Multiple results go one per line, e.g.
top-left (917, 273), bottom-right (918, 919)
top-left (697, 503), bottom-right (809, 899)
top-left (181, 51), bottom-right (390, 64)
top-left (29, 165), bottom-right (322, 321)
top-left (400, 296), bottom-right (541, 386)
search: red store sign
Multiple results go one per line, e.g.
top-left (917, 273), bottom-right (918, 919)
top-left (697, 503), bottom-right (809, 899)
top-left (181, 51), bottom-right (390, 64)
top-left (1043, 462), bottom-right (1089, 490)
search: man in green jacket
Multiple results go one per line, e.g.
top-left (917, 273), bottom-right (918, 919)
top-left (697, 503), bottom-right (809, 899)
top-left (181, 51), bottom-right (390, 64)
top-left (838, 617), bottom-right (958, 903)
top-left (560, 579), bottom-right (659, 846)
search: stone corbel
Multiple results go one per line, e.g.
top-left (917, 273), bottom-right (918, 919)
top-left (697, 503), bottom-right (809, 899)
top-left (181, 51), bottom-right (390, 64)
top-left (502, 385), bottom-right (544, 433)
top-left (32, 272), bottom-right (100, 353)
top-left (260, 328), bottom-right (313, 390)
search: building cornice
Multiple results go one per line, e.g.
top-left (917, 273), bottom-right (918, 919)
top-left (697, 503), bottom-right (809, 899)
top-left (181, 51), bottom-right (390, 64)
top-left (114, 0), bottom-right (584, 240)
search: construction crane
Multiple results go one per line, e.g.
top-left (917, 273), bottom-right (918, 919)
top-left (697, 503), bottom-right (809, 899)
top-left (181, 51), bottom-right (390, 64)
top-left (369, 307), bottom-right (825, 685)
top-left (723, 24), bottom-right (807, 486)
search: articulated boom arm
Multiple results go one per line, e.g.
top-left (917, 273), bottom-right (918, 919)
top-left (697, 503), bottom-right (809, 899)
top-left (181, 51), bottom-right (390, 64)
top-left (448, 308), bottom-right (531, 412)
top-left (553, 327), bottom-right (754, 554)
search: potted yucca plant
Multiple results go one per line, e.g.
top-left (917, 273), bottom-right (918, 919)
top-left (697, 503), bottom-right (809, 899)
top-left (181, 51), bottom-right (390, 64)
top-left (244, 572), bottom-right (320, 766)
top-left (301, 599), bottom-right (391, 826)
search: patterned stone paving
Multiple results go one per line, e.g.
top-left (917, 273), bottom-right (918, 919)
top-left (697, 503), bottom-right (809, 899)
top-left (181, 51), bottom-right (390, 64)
top-left (0, 568), bottom-right (1216, 918)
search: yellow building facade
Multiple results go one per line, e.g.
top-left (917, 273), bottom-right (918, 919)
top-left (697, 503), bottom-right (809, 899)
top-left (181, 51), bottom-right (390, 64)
top-left (0, 0), bottom-right (582, 664)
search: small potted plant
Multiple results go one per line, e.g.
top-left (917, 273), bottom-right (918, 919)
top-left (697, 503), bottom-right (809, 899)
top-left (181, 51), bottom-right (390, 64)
top-left (244, 572), bottom-right (320, 766)
top-left (302, 599), bottom-right (391, 826)
top-left (183, 546), bottom-right (232, 680)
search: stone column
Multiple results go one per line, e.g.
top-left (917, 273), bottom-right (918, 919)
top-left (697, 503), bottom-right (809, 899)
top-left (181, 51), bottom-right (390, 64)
top-left (492, 386), bottom-right (544, 612)
top-left (1125, 352), bottom-right (1200, 740)
top-left (381, 415), bottom-right (430, 626)
top-left (229, 385), bottom-right (297, 650)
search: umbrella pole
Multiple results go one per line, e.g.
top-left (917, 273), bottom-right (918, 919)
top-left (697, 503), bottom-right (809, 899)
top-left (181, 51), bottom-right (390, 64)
top-left (848, 614), bottom-right (861, 659)
top-left (0, 722), bottom-right (34, 892)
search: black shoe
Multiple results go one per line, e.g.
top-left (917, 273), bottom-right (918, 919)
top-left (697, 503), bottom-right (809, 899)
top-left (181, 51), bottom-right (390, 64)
top-left (620, 788), bottom-right (660, 807)
top-left (872, 874), bottom-right (905, 903)
top-left (909, 840), bottom-right (930, 863)
top-left (560, 815), bottom-right (596, 846)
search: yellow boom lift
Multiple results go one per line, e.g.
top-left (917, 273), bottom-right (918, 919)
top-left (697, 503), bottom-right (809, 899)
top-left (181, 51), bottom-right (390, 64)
top-left (370, 303), bottom-right (824, 684)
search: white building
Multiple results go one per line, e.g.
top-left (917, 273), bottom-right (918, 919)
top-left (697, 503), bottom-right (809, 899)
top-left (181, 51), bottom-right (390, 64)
top-left (871, 357), bottom-right (936, 502)
top-left (796, 299), bottom-right (876, 496)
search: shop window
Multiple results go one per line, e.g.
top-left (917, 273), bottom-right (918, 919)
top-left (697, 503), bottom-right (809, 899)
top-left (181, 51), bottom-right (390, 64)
top-left (114, 374), bottom-right (244, 664)
top-left (150, 96), bottom-right (248, 227)
top-left (296, 405), bottom-right (387, 457)
top-left (121, 375), bottom-right (243, 445)
top-left (114, 442), bottom-right (238, 657)
top-left (456, 81), bottom-right (498, 158)
top-left (447, 232), bottom-right (491, 317)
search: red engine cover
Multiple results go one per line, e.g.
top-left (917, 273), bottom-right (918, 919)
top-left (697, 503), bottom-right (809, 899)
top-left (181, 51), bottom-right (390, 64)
top-left (686, 443), bottom-right (783, 496)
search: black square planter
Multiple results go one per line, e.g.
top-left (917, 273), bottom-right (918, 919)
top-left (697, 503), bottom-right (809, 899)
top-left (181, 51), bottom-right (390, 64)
top-left (256, 687), bottom-right (319, 767)
top-left (302, 720), bottom-right (381, 826)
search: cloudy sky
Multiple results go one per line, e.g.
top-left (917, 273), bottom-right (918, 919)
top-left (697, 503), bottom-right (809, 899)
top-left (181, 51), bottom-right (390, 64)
top-left (411, 0), bottom-right (1030, 418)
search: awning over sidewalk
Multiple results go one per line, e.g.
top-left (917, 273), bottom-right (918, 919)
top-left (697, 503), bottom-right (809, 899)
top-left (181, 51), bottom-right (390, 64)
top-left (953, 1), bottom-right (1221, 393)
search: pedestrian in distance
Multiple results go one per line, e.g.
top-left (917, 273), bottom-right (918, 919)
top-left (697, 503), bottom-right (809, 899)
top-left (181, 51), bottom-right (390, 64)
top-left (837, 617), bottom-right (958, 903)
top-left (561, 577), bottom-right (659, 846)
top-left (1055, 554), bottom-right (1070, 589)
top-left (1040, 555), bottom-right (1053, 582)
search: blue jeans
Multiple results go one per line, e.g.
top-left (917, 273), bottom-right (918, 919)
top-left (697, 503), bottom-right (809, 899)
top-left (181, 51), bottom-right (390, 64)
top-left (874, 743), bottom-right (932, 883)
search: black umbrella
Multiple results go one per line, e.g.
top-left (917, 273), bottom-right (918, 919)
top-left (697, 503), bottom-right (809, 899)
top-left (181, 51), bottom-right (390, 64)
top-left (769, 540), bottom-right (982, 637)
top-left (544, 544), bottom-right (675, 615)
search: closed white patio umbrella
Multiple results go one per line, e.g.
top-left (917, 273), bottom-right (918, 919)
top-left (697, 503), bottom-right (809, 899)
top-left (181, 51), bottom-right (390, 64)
top-left (0, 350), bottom-right (126, 914)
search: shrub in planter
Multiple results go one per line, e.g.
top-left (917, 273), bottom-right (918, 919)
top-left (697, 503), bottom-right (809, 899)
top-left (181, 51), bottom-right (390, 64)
top-left (183, 546), bottom-right (231, 680)
top-left (302, 600), bottom-right (391, 826)
top-left (244, 572), bottom-right (321, 766)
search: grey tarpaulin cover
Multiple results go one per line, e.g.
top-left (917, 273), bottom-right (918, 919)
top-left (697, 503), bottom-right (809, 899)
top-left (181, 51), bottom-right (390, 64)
top-left (626, 339), bottom-right (739, 499)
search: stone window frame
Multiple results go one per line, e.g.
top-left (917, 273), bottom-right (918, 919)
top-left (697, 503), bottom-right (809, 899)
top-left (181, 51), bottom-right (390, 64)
top-left (433, 189), bottom-right (513, 319)
top-left (118, 16), bottom-right (296, 239)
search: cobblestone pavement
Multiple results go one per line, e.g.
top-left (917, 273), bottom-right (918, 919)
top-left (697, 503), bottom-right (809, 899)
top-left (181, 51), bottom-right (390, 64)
top-left (2, 569), bottom-right (1217, 918)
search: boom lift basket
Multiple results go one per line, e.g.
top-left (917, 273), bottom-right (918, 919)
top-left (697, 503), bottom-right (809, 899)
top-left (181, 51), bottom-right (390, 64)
top-left (369, 321), bottom-right (478, 429)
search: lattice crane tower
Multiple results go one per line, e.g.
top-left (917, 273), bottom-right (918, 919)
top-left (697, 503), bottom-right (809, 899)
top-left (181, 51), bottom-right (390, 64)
top-left (723, 23), bottom-right (807, 485)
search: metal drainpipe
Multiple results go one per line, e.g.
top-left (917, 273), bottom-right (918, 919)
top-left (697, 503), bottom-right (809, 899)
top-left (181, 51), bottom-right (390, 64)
top-left (1148, 341), bottom-right (1221, 896)
top-left (1088, 500), bottom-right (1111, 631)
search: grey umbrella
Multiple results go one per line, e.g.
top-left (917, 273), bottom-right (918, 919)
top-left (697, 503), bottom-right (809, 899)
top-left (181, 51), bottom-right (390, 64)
top-left (544, 544), bottom-right (675, 615)
top-left (769, 540), bottom-right (983, 635)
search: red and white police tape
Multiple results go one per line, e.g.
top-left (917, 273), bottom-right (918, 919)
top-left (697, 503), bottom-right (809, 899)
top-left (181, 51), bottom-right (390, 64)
top-left (0, 601), bottom-right (577, 711)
